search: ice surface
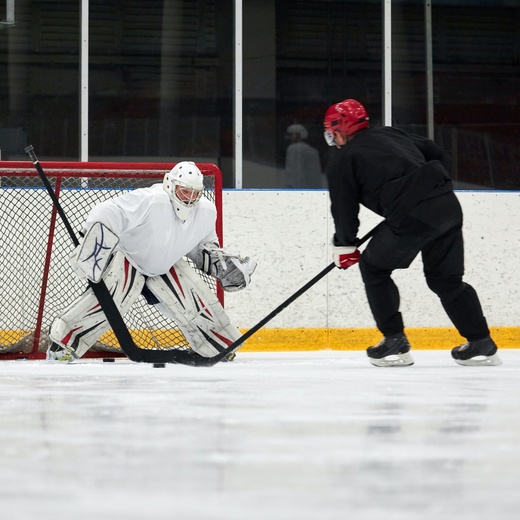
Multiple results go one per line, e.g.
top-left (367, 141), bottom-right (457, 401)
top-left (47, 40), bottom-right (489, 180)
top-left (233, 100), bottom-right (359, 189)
top-left (1, 350), bottom-right (519, 520)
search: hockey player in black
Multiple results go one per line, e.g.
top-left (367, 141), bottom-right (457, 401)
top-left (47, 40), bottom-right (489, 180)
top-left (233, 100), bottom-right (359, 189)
top-left (323, 98), bottom-right (501, 367)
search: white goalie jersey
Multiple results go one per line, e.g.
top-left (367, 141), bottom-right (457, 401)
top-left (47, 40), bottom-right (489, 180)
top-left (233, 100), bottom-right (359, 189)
top-left (76, 182), bottom-right (256, 290)
top-left (83, 183), bottom-right (218, 277)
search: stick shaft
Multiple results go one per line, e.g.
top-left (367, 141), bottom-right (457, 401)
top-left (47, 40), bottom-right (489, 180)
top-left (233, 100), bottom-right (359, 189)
top-left (25, 146), bottom-right (80, 247)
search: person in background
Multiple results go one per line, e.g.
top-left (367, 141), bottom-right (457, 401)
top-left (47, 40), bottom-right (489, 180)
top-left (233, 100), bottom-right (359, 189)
top-left (322, 98), bottom-right (501, 368)
top-left (284, 124), bottom-right (323, 188)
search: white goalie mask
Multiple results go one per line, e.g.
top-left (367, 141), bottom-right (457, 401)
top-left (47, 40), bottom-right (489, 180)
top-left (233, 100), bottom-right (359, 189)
top-left (163, 161), bottom-right (204, 221)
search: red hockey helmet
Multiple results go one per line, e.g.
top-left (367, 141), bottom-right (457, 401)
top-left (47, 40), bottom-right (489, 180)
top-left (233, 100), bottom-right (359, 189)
top-left (323, 99), bottom-right (369, 146)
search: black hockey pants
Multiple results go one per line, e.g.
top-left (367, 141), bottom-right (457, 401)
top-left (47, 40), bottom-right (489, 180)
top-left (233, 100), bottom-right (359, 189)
top-left (359, 191), bottom-right (490, 341)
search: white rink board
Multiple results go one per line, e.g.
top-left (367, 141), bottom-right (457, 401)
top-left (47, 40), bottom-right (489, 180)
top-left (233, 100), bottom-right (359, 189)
top-left (223, 190), bottom-right (520, 329)
top-left (0, 189), bottom-right (518, 330)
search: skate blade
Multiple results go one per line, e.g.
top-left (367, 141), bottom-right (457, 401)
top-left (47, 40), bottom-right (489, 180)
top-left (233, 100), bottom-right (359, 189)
top-left (46, 354), bottom-right (77, 363)
top-left (454, 353), bottom-right (502, 367)
top-left (369, 351), bottom-right (414, 367)
top-left (46, 347), bottom-right (79, 362)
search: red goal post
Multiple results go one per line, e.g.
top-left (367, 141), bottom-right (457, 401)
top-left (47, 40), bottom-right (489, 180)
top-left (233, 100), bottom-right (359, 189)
top-left (0, 161), bottom-right (223, 360)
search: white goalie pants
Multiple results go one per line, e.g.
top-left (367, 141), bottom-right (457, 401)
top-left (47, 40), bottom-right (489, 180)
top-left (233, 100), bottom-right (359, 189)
top-left (50, 253), bottom-right (242, 358)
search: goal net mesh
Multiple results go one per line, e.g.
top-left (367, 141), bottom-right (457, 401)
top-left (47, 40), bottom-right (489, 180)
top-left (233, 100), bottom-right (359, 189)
top-left (0, 161), bottom-right (223, 359)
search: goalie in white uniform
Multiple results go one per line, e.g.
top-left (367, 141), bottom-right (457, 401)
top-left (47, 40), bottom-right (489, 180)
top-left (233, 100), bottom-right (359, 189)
top-left (47, 161), bottom-right (256, 362)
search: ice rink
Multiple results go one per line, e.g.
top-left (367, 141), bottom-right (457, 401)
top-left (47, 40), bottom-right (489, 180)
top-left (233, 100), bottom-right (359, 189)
top-left (1, 349), bottom-right (520, 520)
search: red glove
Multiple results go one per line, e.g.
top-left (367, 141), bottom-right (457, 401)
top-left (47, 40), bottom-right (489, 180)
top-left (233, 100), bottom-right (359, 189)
top-left (332, 245), bottom-right (360, 269)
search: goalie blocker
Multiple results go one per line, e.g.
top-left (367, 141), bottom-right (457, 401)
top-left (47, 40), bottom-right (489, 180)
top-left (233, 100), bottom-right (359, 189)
top-left (48, 253), bottom-right (246, 361)
top-left (70, 222), bottom-right (119, 282)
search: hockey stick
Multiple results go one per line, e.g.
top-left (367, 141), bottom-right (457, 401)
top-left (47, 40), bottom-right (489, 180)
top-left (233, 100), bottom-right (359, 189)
top-left (25, 145), bottom-right (210, 365)
top-left (138, 221), bottom-right (383, 366)
top-left (190, 221), bottom-right (384, 367)
top-left (27, 143), bottom-right (380, 367)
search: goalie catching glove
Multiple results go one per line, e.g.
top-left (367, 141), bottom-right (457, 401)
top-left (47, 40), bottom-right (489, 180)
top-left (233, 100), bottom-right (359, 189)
top-left (194, 242), bottom-right (257, 292)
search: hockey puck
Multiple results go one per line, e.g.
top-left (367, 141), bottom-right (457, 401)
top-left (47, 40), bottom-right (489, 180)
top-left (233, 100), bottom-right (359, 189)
top-left (153, 363), bottom-right (166, 368)
top-left (103, 358), bottom-right (115, 362)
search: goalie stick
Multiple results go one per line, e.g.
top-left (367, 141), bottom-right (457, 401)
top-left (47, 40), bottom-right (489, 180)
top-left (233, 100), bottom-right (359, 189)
top-left (25, 145), bottom-right (213, 366)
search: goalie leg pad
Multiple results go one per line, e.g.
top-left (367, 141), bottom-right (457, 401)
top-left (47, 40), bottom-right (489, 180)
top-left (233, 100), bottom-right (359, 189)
top-left (145, 258), bottom-right (242, 357)
top-left (49, 252), bottom-right (144, 358)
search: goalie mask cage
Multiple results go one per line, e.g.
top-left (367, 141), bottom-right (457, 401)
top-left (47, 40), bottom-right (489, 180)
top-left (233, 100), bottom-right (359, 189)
top-left (0, 161), bottom-right (223, 360)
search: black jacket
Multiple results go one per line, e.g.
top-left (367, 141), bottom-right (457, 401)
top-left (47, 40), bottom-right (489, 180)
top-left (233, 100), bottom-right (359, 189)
top-left (326, 126), bottom-right (453, 245)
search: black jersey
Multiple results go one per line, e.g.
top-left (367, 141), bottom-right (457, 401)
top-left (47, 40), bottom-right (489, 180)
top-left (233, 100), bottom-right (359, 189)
top-left (326, 126), bottom-right (453, 245)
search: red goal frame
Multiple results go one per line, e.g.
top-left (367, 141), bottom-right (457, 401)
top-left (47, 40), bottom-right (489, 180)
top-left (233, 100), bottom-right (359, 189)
top-left (0, 160), bottom-right (224, 360)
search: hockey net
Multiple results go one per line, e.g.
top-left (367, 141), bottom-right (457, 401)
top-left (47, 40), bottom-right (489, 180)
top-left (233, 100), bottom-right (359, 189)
top-left (0, 161), bottom-right (223, 360)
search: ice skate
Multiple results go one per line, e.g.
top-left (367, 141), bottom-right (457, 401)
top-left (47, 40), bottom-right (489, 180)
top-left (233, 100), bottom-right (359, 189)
top-left (46, 342), bottom-right (79, 362)
top-left (367, 332), bottom-right (414, 367)
top-left (451, 336), bottom-right (502, 366)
